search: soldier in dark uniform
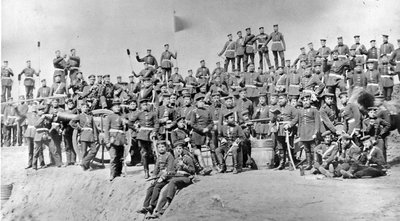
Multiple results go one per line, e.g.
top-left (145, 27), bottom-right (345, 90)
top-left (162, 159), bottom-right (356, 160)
top-left (243, 27), bottom-right (256, 69)
top-left (274, 66), bottom-right (287, 93)
top-left (126, 100), bottom-right (141, 166)
top-left (67, 49), bottom-right (80, 85)
top-left (32, 105), bottom-right (52, 170)
top-left (349, 60), bottom-right (367, 94)
top-left (307, 42), bottom-right (318, 66)
top-left (80, 75), bottom-right (99, 109)
top-left (190, 94), bottom-right (213, 171)
top-left (50, 73), bottom-right (67, 108)
top-left (265, 24), bottom-right (286, 68)
top-left (99, 74), bottom-right (114, 109)
top-left (317, 39), bottom-right (331, 60)
top-left (1, 61), bottom-right (14, 102)
top-left (367, 40), bottom-right (379, 69)
top-left (36, 79), bottom-right (51, 99)
top-left (389, 39), bottom-right (400, 79)
top-left (256, 27), bottom-right (271, 71)
top-left (211, 62), bottom-right (224, 80)
top-left (104, 98), bottom-right (128, 181)
top-left (48, 99), bottom-right (64, 167)
top-left (351, 35), bottom-right (367, 65)
top-left (291, 93), bottom-right (319, 170)
top-left (319, 92), bottom-right (339, 137)
top-left (252, 93), bottom-right (271, 139)
top-left (18, 60), bottom-right (40, 99)
top-left (70, 101), bottom-right (98, 170)
top-left (160, 44), bottom-right (177, 81)
top-left (339, 91), bottom-right (361, 137)
top-left (216, 111), bottom-right (245, 174)
top-left (293, 47), bottom-right (308, 67)
top-left (136, 49), bottom-right (158, 69)
top-left (275, 93), bottom-right (298, 170)
top-left (16, 95), bottom-right (29, 146)
top-left (130, 99), bottom-right (159, 178)
top-left (170, 67), bottom-right (185, 92)
top-left (239, 63), bottom-right (260, 104)
top-left (3, 97), bottom-right (18, 147)
top-left (334, 36), bottom-right (349, 60)
top-left (299, 65), bottom-right (325, 100)
top-left (24, 105), bottom-right (40, 169)
top-left (235, 31), bottom-right (245, 72)
top-left (379, 55), bottom-right (396, 100)
top-left (365, 60), bottom-right (381, 95)
top-left (196, 60), bottom-right (211, 85)
top-left (380, 35), bottom-right (394, 57)
top-left (313, 131), bottom-right (339, 178)
top-left (322, 49), bottom-right (349, 94)
top-left (218, 34), bottom-right (236, 72)
top-left (63, 99), bottom-right (78, 166)
top-left (53, 50), bottom-right (68, 83)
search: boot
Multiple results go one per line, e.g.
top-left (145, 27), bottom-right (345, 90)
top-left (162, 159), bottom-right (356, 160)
top-left (232, 156), bottom-right (238, 174)
top-left (217, 164), bottom-right (226, 173)
top-left (211, 151), bottom-right (218, 167)
top-left (277, 152), bottom-right (286, 170)
top-left (319, 166), bottom-right (333, 178)
top-left (144, 170), bottom-right (150, 179)
top-left (304, 153), bottom-right (313, 170)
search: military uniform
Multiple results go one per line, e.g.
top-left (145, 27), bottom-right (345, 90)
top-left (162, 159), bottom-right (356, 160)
top-left (24, 111), bottom-right (41, 168)
top-left (243, 32), bottom-right (256, 68)
top-left (256, 32), bottom-right (271, 70)
top-left (160, 50), bottom-right (177, 79)
top-left (319, 102), bottom-right (339, 135)
top-left (3, 104), bottom-right (18, 146)
top-left (70, 111), bottom-right (98, 169)
top-left (299, 73), bottom-right (325, 97)
top-left (136, 54), bottom-right (158, 68)
top-left (293, 53), bottom-right (308, 67)
top-left (317, 46), bottom-right (331, 60)
top-left (322, 58), bottom-right (349, 93)
top-left (37, 85), bottom-right (51, 99)
top-left (349, 70), bottom-right (367, 93)
top-left (364, 68), bottom-right (381, 95)
top-left (81, 83), bottom-right (100, 109)
top-left (170, 72), bottom-right (185, 92)
top-left (340, 103), bottom-right (361, 136)
top-left (266, 30), bottom-right (286, 68)
top-left (366, 46), bottom-right (379, 69)
top-left (307, 48), bottom-right (318, 66)
top-left (389, 43), bottom-right (400, 76)
top-left (157, 104), bottom-right (180, 140)
top-left (18, 67), bottom-right (39, 99)
top-left (190, 106), bottom-right (213, 148)
top-left (50, 81), bottom-right (67, 106)
top-left (351, 43), bottom-right (367, 64)
top-left (252, 102), bottom-right (270, 137)
top-left (104, 111), bottom-right (127, 179)
top-left (286, 71), bottom-right (302, 96)
top-left (1, 66), bottom-right (13, 102)
top-left (100, 82), bottom-right (115, 108)
top-left (235, 97), bottom-right (253, 120)
top-left (68, 55), bottom-right (80, 84)
top-left (33, 111), bottom-right (52, 169)
top-left (219, 38), bottom-right (236, 72)
top-left (314, 141), bottom-right (339, 171)
top-left (184, 75), bottom-right (198, 95)
top-left (380, 42), bottom-right (394, 57)
top-left (379, 62), bottom-right (395, 100)
top-left (63, 107), bottom-right (78, 166)
top-left (195, 66), bottom-right (211, 85)
top-left (334, 43), bottom-right (349, 60)
top-left (48, 106), bottom-right (64, 167)
top-left (16, 102), bottom-right (29, 146)
top-left (239, 70), bottom-right (259, 100)
top-left (274, 72), bottom-right (288, 93)
top-left (53, 56), bottom-right (67, 83)
top-left (235, 35), bottom-right (245, 72)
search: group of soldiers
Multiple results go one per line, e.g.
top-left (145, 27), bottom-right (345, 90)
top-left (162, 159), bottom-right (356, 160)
top-left (1, 26), bottom-right (400, 217)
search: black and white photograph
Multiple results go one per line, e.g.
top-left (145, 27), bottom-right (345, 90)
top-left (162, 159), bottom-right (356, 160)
top-left (1, 0), bottom-right (400, 220)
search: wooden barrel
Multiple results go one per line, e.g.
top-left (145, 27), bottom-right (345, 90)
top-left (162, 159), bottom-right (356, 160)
top-left (250, 137), bottom-right (274, 169)
top-left (1, 184), bottom-right (13, 205)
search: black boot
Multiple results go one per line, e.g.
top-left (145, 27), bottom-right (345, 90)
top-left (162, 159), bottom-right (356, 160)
top-left (277, 151), bottom-right (286, 170)
top-left (144, 170), bottom-right (150, 179)
top-left (304, 153), bottom-right (313, 170)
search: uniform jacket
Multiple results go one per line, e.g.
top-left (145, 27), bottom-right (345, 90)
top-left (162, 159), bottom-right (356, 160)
top-left (18, 67), bottom-right (39, 86)
top-left (378, 63), bottom-right (395, 87)
top-left (153, 152), bottom-right (175, 177)
top-left (322, 58), bottom-right (349, 86)
top-left (104, 113), bottom-right (126, 146)
top-left (317, 46), bottom-right (331, 59)
top-left (160, 51), bottom-right (176, 69)
top-left (339, 144), bottom-right (361, 164)
top-left (190, 107), bottom-right (213, 146)
top-left (1, 67), bottom-right (14, 86)
top-left (315, 142), bottom-right (339, 164)
top-left (33, 115), bottom-right (52, 142)
top-left (341, 103), bottom-right (361, 135)
top-left (24, 112), bottom-right (38, 138)
top-left (294, 107), bottom-right (320, 141)
top-left (235, 37), bottom-right (245, 56)
top-left (277, 104), bottom-right (298, 136)
top-left (219, 40), bottom-right (237, 58)
top-left (349, 71), bottom-right (367, 89)
top-left (243, 33), bottom-right (256, 54)
top-left (239, 71), bottom-right (259, 97)
top-left (220, 123), bottom-right (245, 143)
top-left (130, 110), bottom-right (159, 141)
top-left (266, 31), bottom-right (286, 51)
top-left (171, 127), bottom-right (190, 147)
top-left (380, 42), bottom-right (394, 56)
top-left (37, 86), bottom-right (51, 98)
top-left (70, 112), bottom-right (98, 142)
top-left (299, 74), bottom-right (325, 95)
top-left (319, 103), bottom-right (339, 134)
top-left (136, 54), bottom-right (158, 68)
top-left (334, 44), bottom-right (349, 56)
top-left (389, 48), bottom-right (400, 73)
top-left (173, 154), bottom-right (195, 175)
top-left (256, 33), bottom-right (269, 52)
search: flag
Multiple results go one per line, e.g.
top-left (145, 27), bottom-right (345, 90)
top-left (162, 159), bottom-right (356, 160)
top-left (173, 10), bottom-right (188, 32)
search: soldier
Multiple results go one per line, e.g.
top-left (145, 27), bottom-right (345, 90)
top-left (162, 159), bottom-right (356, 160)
top-left (348, 61), bottom-right (367, 94)
top-left (274, 66), bottom-right (287, 93)
top-left (32, 105), bottom-right (52, 170)
top-left (266, 24), bottom-right (286, 68)
top-left (319, 92), bottom-right (340, 136)
top-left (235, 88), bottom-right (253, 120)
top-left (67, 49), bottom-right (80, 84)
top-left (208, 92), bottom-right (223, 166)
top-left (136, 49), bottom-right (158, 68)
top-left (125, 100), bottom-right (141, 166)
top-left (190, 94), bottom-right (213, 171)
top-left (131, 99), bottom-right (159, 178)
top-left (292, 93), bottom-right (320, 170)
top-left (218, 34), bottom-right (236, 72)
top-left (24, 105), bottom-right (40, 169)
top-left (334, 134), bottom-right (362, 177)
top-left (389, 39), bottom-right (400, 79)
top-left (157, 94), bottom-right (179, 141)
top-left (322, 50), bottom-right (349, 94)
top-left (239, 63), bottom-right (259, 104)
top-left (367, 40), bottom-right (379, 69)
top-left (275, 93), bottom-right (298, 170)
top-left (307, 43), bottom-right (318, 66)
top-left (3, 97), bottom-right (18, 147)
top-left (380, 34), bottom-right (394, 57)
top-left (70, 102), bottom-right (98, 170)
top-left (179, 93), bottom-right (194, 121)
top-left (351, 35), bottom-right (367, 65)
top-left (317, 39), bottom-right (331, 60)
top-left (160, 44), bottom-right (177, 81)
top-left (256, 27), bottom-right (271, 71)
top-left (50, 73), bottom-right (67, 108)
top-left (365, 60), bottom-right (381, 95)
top-left (134, 62), bottom-right (157, 79)
top-left (379, 55), bottom-right (396, 101)
top-left (313, 131), bottom-right (339, 178)
top-left (96, 75), bottom-right (103, 86)
top-left (104, 98), bottom-right (128, 181)
top-left (16, 95), bottom-right (29, 146)
top-left (211, 62), bottom-right (224, 80)
top-left (136, 140), bottom-right (174, 215)
top-left (53, 50), bottom-right (68, 83)
top-left (36, 79), bottom-right (51, 99)
top-left (47, 99), bottom-right (64, 167)
top-left (299, 65), bottom-right (325, 103)
top-left (170, 67), bottom-right (185, 92)
top-left (69, 72), bottom-right (88, 102)
top-left (99, 75), bottom-right (114, 108)
top-left (63, 99), bottom-right (78, 166)
top-left (286, 66), bottom-right (302, 98)
top-left (293, 47), bottom-right (308, 67)
top-left (243, 27), bottom-right (256, 69)
top-left (216, 111), bottom-right (245, 174)
top-left (339, 91), bottom-right (361, 137)
top-left (1, 61), bottom-right (14, 102)
top-left (184, 69), bottom-right (198, 95)
top-left (334, 36), bottom-right (349, 60)
top-left (209, 75), bottom-right (228, 97)
top-left (80, 75), bottom-right (99, 109)
top-left (235, 31), bottom-right (245, 72)
top-left (18, 60), bottom-right (40, 99)
top-left (252, 93), bottom-right (271, 139)
top-left (196, 60), bottom-right (211, 85)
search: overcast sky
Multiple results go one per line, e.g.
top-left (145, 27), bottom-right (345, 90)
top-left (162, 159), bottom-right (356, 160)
top-left (2, 0), bottom-right (400, 96)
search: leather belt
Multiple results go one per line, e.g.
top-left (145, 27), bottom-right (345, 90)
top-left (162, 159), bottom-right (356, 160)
top-left (338, 55), bottom-right (347, 58)
top-left (278, 121), bottom-right (291, 124)
top-left (36, 128), bottom-right (49, 132)
top-left (381, 75), bottom-right (392, 78)
top-left (368, 59), bottom-right (378, 62)
top-left (25, 77), bottom-right (34, 79)
top-left (70, 67), bottom-right (79, 70)
top-left (54, 68), bottom-right (65, 71)
top-left (355, 55), bottom-right (364, 57)
top-left (27, 125), bottom-right (35, 129)
top-left (329, 73), bottom-right (344, 79)
top-left (289, 84), bottom-right (300, 87)
top-left (81, 127), bottom-right (93, 131)
top-left (2, 77), bottom-right (12, 79)
top-left (367, 83), bottom-right (379, 86)
top-left (245, 85), bottom-right (257, 88)
top-left (347, 118), bottom-right (355, 123)
top-left (139, 127), bottom-right (154, 131)
top-left (7, 116), bottom-right (17, 119)
top-left (110, 129), bottom-right (125, 133)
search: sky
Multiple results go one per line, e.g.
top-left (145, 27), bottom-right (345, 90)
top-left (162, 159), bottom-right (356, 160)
top-left (2, 0), bottom-right (400, 97)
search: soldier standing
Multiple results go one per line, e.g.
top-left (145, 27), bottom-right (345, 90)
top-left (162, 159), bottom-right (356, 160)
top-left (307, 43), bottom-right (318, 66)
top-left (293, 47), bottom-right (308, 67)
top-left (24, 105), bottom-right (40, 169)
top-left (256, 27), bottom-right (271, 71)
top-left (379, 55), bottom-right (395, 100)
top-left (131, 99), bottom-right (159, 178)
top-left (266, 24), bottom-right (286, 68)
top-left (70, 102), bottom-right (98, 170)
top-left (365, 60), bottom-right (381, 95)
top-left (322, 50), bottom-right (349, 94)
top-left (53, 50), bottom-right (68, 83)
top-left (67, 49), bottom-right (80, 85)
top-left (160, 44), bottom-right (177, 81)
top-left (348, 61), bottom-right (367, 94)
top-left (211, 62), bottom-right (224, 80)
top-left (380, 35), bottom-right (394, 57)
top-left (48, 99), bottom-right (64, 167)
top-left (235, 31), bottom-right (245, 72)
top-left (3, 97), bottom-right (18, 147)
top-left (63, 99), bottom-right (78, 166)
top-left (334, 36), bottom-right (349, 60)
top-left (50, 73), bottom-right (67, 108)
top-left (196, 60), bottom-right (211, 85)
top-left (36, 79), bottom-right (51, 99)
top-left (367, 40), bottom-right (379, 69)
top-left (16, 96), bottom-right (29, 146)
top-left (32, 105), bottom-right (52, 170)
top-left (18, 60), bottom-right (40, 99)
top-left (218, 34), bottom-right (236, 72)
top-left (351, 35), bottom-right (367, 65)
top-left (104, 98), bottom-right (128, 181)
top-left (319, 92), bottom-right (340, 136)
top-left (170, 67), bottom-right (185, 92)
top-left (239, 63), bottom-right (259, 104)
top-left (99, 75), bottom-right (115, 109)
top-left (389, 39), bottom-right (400, 78)
top-left (243, 27), bottom-right (256, 69)
top-left (136, 49), bottom-right (158, 69)
top-left (317, 39), bottom-right (331, 60)
top-left (1, 61), bottom-right (14, 102)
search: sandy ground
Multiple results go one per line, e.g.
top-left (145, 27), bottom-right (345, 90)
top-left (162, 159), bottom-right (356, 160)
top-left (1, 135), bottom-right (400, 221)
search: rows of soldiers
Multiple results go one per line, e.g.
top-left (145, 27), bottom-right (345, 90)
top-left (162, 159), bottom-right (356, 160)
top-left (1, 29), bottom-right (400, 186)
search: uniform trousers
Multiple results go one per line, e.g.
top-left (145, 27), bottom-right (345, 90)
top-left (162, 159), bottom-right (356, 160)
top-left (1, 86), bottom-right (12, 102)
top-left (32, 140), bottom-right (47, 169)
top-left (216, 142), bottom-right (241, 168)
top-left (382, 86), bottom-right (393, 101)
top-left (236, 55), bottom-right (244, 72)
top-left (64, 129), bottom-right (76, 164)
top-left (138, 140), bottom-right (153, 171)
top-left (272, 51), bottom-right (285, 68)
top-left (26, 137), bottom-right (34, 167)
top-left (224, 57), bottom-right (235, 72)
top-left (25, 86), bottom-right (34, 99)
top-left (49, 132), bottom-right (63, 166)
top-left (143, 180), bottom-right (169, 208)
top-left (244, 52), bottom-right (255, 69)
top-left (4, 125), bottom-right (17, 146)
top-left (109, 144), bottom-right (124, 178)
top-left (258, 50), bottom-right (271, 70)
top-left (81, 141), bottom-right (98, 168)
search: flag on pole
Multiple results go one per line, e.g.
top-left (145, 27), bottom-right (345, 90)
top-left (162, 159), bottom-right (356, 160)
top-left (173, 10), bottom-right (188, 32)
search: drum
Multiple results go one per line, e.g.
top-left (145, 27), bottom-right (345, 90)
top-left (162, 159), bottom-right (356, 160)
top-left (250, 137), bottom-right (274, 169)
